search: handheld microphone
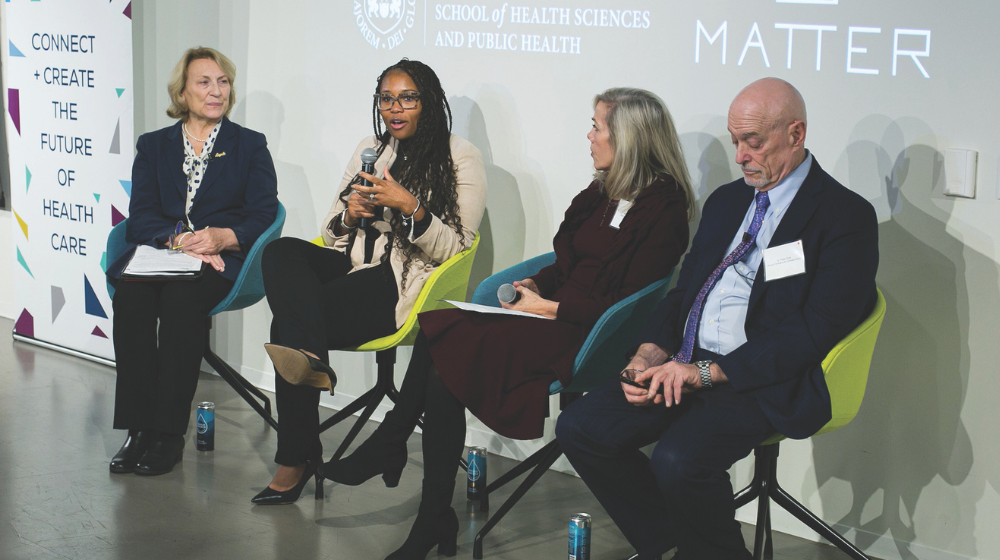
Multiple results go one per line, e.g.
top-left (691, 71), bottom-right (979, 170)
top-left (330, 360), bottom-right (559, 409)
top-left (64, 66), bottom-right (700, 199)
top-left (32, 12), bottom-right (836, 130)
top-left (359, 148), bottom-right (379, 228)
top-left (497, 283), bottom-right (520, 305)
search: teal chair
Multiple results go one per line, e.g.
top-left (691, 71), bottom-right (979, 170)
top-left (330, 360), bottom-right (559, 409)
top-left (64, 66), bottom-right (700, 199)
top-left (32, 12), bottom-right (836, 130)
top-left (734, 289), bottom-right (886, 560)
top-left (468, 252), bottom-right (674, 559)
top-left (106, 202), bottom-right (287, 429)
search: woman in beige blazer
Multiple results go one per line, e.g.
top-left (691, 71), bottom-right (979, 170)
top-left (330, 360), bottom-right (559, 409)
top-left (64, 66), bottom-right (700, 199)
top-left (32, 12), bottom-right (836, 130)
top-left (252, 59), bottom-right (486, 505)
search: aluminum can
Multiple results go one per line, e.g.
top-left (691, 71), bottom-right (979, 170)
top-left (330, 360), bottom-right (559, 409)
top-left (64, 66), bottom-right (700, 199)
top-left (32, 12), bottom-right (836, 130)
top-left (467, 446), bottom-right (488, 500)
top-left (568, 513), bottom-right (592, 560)
top-left (196, 402), bottom-right (215, 451)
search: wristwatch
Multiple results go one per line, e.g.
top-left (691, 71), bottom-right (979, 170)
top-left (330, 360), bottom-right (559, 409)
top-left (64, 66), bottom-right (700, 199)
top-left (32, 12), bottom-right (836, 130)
top-left (695, 360), bottom-right (713, 389)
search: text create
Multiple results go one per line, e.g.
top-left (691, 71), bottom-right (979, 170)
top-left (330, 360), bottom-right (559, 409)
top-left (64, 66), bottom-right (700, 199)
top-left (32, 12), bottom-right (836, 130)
top-left (42, 67), bottom-right (96, 88)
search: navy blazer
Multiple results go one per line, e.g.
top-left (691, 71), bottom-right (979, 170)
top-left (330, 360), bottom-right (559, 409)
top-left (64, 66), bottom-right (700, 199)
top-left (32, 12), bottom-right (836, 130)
top-left (109, 118), bottom-right (278, 283)
top-left (638, 157), bottom-right (879, 438)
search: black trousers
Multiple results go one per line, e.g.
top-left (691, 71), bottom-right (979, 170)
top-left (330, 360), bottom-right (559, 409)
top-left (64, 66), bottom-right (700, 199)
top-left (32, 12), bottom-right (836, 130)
top-left (555, 350), bottom-right (776, 560)
top-left (261, 237), bottom-right (398, 466)
top-left (112, 269), bottom-right (233, 435)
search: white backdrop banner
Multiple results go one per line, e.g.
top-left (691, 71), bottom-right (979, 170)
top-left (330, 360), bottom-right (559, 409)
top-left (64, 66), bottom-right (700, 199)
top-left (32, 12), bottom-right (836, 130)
top-left (4, 0), bottom-right (133, 361)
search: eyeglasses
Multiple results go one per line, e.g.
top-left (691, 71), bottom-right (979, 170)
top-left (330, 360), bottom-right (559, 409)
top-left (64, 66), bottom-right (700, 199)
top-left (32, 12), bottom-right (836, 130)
top-left (169, 221), bottom-right (194, 251)
top-left (375, 92), bottom-right (420, 111)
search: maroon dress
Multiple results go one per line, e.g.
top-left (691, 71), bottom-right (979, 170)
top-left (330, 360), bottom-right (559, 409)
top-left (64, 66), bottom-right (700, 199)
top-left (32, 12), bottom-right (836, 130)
top-left (420, 177), bottom-right (690, 439)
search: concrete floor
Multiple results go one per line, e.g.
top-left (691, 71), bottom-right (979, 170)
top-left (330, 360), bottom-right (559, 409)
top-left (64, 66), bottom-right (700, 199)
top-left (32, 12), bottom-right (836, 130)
top-left (0, 318), bottom-right (879, 560)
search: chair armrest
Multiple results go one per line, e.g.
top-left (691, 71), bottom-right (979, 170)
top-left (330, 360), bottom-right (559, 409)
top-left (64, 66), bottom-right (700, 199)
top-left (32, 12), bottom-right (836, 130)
top-left (552, 271), bottom-right (675, 394)
top-left (470, 252), bottom-right (557, 307)
top-left (209, 202), bottom-right (286, 315)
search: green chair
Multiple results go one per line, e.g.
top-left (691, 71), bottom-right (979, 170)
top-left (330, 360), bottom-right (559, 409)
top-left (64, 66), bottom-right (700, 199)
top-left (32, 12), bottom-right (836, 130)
top-left (315, 233), bottom-right (481, 462)
top-left (466, 252), bottom-right (675, 559)
top-left (106, 203), bottom-right (287, 429)
top-left (733, 289), bottom-right (887, 560)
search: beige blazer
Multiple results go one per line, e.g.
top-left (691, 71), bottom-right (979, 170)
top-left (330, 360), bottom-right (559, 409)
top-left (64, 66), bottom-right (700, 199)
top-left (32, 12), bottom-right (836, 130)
top-left (321, 135), bottom-right (487, 328)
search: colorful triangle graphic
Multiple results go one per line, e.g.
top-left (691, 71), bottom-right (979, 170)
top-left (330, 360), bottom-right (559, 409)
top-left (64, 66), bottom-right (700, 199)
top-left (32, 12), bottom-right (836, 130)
top-left (8, 89), bottom-right (20, 135)
top-left (119, 180), bottom-right (132, 197)
top-left (93, 193), bottom-right (101, 203)
top-left (26, 166), bottom-right (31, 192)
top-left (16, 247), bottom-right (33, 278)
top-left (111, 205), bottom-right (126, 226)
top-left (9, 40), bottom-right (25, 58)
top-left (51, 286), bottom-right (66, 323)
top-left (123, 2), bottom-right (132, 19)
top-left (84, 276), bottom-right (108, 319)
top-left (116, 88), bottom-right (125, 98)
top-left (92, 326), bottom-right (109, 339)
top-left (109, 118), bottom-right (121, 154)
top-left (14, 209), bottom-right (28, 239)
top-left (15, 309), bottom-right (34, 338)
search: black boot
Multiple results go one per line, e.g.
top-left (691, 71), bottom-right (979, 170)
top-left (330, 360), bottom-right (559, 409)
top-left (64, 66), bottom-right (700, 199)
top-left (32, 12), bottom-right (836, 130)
top-left (385, 365), bottom-right (466, 560)
top-left (318, 410), bottom-right (409, 487)
top-left (109, 430), bottom-right (152, 474)
top-left (135, 432), bottom-right (185, 476)
top-left (321, 334), bottom-right (435, 486)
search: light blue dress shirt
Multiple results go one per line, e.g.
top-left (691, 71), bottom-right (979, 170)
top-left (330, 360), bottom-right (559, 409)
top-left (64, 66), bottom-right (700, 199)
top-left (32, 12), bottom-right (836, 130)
top-left (691, 152), bottom-right (813, 356)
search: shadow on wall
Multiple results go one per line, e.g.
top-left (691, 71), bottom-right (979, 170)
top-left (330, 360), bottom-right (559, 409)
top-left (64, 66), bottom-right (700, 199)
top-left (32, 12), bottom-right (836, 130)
top-left (243, 91), bottom-right (316, 240)
top-left (812, 115), bottom-right (995, 560)
top-left (449, 95), bottom-right (526, 296)
top-left (679, 116), bottom-right (737, 235)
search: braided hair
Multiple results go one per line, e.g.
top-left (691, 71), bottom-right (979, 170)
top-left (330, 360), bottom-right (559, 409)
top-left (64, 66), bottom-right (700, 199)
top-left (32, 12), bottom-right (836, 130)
top-left (338, 59), bottom-right (464, 289)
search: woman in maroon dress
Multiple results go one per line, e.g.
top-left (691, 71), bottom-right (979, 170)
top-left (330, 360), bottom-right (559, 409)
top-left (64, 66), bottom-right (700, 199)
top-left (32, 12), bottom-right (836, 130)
top-left (292, 88), bottom-right (694, 559)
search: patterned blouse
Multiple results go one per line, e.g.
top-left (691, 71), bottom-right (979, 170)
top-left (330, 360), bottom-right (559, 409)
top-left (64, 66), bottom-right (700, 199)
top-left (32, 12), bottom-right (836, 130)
top-left (181, 121), bottom-right (222, 228)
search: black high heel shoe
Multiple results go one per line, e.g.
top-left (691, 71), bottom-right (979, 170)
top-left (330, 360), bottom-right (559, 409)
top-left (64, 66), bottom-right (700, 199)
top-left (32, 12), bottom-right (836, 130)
top-left (265, 344), bottom-right (337, 394)
top-left (317, 432), bottom-right (407, 487)
top-left (385, 507), bottom-right (458, 559)
top-left (110, 430), bottom-right (152, 474)
top-left (251, 460), bottom-right (324, 505)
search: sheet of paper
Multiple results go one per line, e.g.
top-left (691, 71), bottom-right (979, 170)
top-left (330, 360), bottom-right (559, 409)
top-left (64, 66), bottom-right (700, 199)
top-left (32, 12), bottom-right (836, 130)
top-left (441, 300), bottom-right (554, 320)
top-left (124, 245), bottom-right (204, 276)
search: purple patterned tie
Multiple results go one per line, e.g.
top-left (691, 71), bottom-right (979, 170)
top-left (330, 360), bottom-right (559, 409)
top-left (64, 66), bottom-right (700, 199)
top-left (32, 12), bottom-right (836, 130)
top-left (673, 191), bottom-right (770, 364)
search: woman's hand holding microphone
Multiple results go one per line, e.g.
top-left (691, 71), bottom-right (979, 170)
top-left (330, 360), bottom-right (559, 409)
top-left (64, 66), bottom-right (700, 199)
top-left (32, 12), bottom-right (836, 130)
top-left (343, 167), bottom-right (425, 230)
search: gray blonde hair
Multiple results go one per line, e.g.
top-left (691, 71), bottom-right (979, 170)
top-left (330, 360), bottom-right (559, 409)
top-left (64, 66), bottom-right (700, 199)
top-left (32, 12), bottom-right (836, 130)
top-left (166, 47), bottom-right (237, 120)
top-left (593, 88), bottom-right (695, 220)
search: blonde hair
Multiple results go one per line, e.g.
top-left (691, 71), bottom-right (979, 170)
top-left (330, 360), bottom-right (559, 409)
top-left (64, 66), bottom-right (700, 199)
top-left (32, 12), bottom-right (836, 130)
top-left (593, 88), bottom-right (695, 220)
top-left (166, 47), bottom-right (237, 120)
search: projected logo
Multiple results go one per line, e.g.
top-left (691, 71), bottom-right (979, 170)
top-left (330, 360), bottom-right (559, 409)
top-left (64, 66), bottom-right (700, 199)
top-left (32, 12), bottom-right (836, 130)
top-left (354, 0), bottom-right (416, 50)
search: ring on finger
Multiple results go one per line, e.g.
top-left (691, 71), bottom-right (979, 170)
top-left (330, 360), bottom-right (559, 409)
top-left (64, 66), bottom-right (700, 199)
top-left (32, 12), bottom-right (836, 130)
top-left (369, 193), bottom-right (376, 201)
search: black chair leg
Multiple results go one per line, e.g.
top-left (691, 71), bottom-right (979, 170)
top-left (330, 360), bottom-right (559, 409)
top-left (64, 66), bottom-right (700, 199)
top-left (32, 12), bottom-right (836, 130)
top-left (203, 322), bottom-right (278, 430)
top-left (735, 443), bottom-right (872, 560)
top-left (769, 483), bottom-right (871, 560)
top-left (472, 442), bottom-right (563, 559)
top-left (317, 348), bottom-right (396, 462)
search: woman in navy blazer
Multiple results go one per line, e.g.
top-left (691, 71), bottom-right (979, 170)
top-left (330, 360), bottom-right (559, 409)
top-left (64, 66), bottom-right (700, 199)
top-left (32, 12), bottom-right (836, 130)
top-left (107, 47), bottom-right (278, 476)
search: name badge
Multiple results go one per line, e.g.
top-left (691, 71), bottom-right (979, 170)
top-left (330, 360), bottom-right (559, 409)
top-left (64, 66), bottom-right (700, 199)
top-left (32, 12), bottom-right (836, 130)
top-left (763, 240), bottom-right (806, 281)
top-left (609, 200), bottom-right (633, 229)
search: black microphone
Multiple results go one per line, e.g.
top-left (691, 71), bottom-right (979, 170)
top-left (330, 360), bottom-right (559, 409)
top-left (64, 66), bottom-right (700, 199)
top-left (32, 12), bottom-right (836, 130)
top-left (497, 283), bottom-right (520, 304)
top-left (359, 148), bottom-right (379, 228)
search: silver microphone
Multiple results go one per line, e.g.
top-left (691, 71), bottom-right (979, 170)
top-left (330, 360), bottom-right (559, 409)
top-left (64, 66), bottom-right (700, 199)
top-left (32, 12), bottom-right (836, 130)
top-left (497, 283), bottom-right (520, 304)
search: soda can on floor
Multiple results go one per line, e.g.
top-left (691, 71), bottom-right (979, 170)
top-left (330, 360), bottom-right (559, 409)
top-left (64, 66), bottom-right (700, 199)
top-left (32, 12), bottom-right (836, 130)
top-left (467, 446), bottom-right (488, 500)
top-left (196, 402), bottom-right (215, 451)
top-left (568, 513), bottom-right (592, 560)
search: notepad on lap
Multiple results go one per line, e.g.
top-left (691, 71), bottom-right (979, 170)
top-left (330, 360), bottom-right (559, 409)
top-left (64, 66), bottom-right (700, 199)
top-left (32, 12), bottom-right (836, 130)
top-left (122, 245), bottom-right (204, 279)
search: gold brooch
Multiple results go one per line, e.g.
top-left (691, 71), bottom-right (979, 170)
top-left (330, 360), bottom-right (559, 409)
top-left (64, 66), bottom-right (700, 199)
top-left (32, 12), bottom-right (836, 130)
top-left (214, 152), bottom-right (226, 158)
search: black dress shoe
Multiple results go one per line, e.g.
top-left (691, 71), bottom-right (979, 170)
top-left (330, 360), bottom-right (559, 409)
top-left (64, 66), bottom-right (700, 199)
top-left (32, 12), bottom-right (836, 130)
top-left (109, 430), bottom-right (152, 474)
top-left (251, 460), bottom-right (324, 505)
top-left (134, 433), bottom-right (185, 476)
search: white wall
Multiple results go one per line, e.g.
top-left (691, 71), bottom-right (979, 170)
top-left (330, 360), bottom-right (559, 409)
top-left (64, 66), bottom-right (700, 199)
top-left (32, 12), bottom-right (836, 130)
top-left (5, 1), bottom-right (1000, 558)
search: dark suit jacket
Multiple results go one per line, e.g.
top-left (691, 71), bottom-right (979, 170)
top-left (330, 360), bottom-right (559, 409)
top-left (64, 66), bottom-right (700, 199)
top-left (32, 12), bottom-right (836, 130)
top-left (638, 157), bottom-right (879, 438)
top-left (109, 118), bottom-right (278, 282)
